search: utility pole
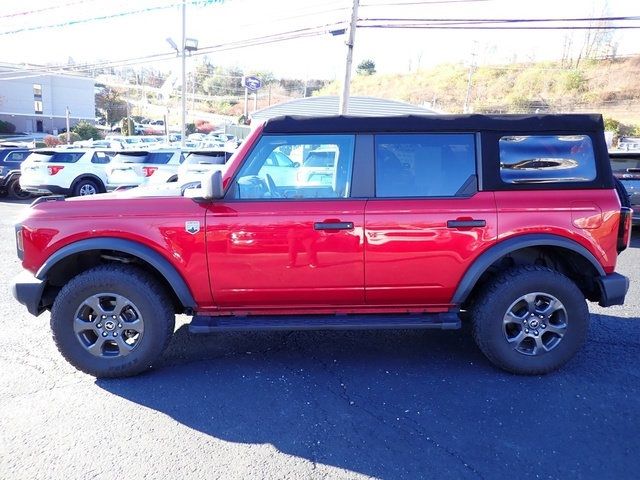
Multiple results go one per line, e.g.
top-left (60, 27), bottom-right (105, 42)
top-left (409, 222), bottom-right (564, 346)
top-left (180, 0), bottom-right (187, 148)
top-left (339, 0), bottom-right (359, 115)
top-left (463, 42), bottom-right (478, 114)
top-left (65, 107), bottom-right (70, 144)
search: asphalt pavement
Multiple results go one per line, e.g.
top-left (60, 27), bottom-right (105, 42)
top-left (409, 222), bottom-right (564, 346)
top-left (1, 198), bottom-right (639, 480)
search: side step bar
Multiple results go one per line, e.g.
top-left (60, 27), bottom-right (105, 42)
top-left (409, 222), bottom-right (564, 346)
top-left (189, 313), bottom-right (461, 334)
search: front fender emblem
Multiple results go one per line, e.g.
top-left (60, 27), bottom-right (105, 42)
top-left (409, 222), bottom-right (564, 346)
top-left (185, 221), bottom-right (200, 235)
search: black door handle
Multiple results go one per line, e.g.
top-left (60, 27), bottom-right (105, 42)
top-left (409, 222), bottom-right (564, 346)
top-left (447, 219), bottom-right (486, 228)
top-left (314, 222), bottom-right (354, 231)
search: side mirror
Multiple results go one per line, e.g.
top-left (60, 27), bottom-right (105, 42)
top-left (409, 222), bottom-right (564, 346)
top-left (184, 170), bottom-right (224, 200)
top-left (292, 162), bottom-right (300, 168)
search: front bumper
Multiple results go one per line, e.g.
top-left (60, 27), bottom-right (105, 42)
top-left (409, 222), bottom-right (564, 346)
top-left (12, 271), bottom-right (46, 316)
top-left (597, 273), bottom-right (630, 307)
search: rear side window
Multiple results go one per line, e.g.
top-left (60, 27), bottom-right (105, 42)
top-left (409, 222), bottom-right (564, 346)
top-left (374, 134), bottom-right (476, 198)
top-left (91, 152), bottom-right (112, 164)
top-left (499, 135), bottom-right (596, 184)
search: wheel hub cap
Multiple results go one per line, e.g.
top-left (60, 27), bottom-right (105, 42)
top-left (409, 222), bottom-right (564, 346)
top-left (73, 293), bottom-right (145, 358)
top-left (502, 292), bottom-right (568, 356)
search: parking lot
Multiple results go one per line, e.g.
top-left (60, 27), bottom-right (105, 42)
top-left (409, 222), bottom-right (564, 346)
top-left (1, 197), bottom-right (639, 480)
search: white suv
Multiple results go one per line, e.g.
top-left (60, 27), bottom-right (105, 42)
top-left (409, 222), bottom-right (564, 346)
top-left (20, 148), bottom-right (113, 196)
top-left (106, 149), bottom-right (184, 190)
top-left (177, 150), bottom-right (233, 185)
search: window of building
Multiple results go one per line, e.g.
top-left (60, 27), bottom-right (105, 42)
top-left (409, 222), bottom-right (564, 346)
top-left (33, 84), bottom-right (42, 97)
top-left (374, 134), bottom-right (476, 198)
top-left (229, 134), bottom-right (355, 200)
top-left (499, 135), bottom-right (596, 184)
top-left (34, 100), bottom-right (43, 114)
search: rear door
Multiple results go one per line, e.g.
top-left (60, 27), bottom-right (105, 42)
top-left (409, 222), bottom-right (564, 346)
top-left (205, 133), bottom-right (366, 308)
top-left (365, 133), bottom-right (497, 308)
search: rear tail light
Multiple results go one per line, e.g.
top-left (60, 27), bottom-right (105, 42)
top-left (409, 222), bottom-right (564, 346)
top-left (617, 207), bottom-right (632, 253)
top-left (47, 165), bottom-right (64, 175)
top-left (15, 225), bottom-right (23, 260)
top-left (142, 166), bottom-right (158, 177)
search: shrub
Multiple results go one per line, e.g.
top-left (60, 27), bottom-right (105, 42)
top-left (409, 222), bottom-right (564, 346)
top-left (58, 132), bottom-right (81, 144)
top-left (72, 121), bottom-right (102, 140)
top-left (44, 135), bottom-right (62, 147)
top-left (0, 120), bottom-right (16, 133)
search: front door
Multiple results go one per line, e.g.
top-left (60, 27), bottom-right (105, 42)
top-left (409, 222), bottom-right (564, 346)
top-left (206, 133), bottom-right (365, 309)
top-left (364, 133), bottom-right (498, 308)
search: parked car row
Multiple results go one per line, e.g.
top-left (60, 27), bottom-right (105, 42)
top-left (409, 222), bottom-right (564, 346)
top-left (15, 146), bottom-right (235, 197)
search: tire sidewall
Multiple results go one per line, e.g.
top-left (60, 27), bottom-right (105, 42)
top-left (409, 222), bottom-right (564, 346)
top-left (476, 270), bottom-right (589, 374)
top-left (9, 178), bottom-right (31, 199)
top-left (52, 269), bottom-right (172, 377)
top-left (73, 179), bottom-right (99, 196)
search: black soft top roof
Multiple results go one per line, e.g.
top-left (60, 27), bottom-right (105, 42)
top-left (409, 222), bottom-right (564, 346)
top-left (262, 114), bottom-right (604, 134)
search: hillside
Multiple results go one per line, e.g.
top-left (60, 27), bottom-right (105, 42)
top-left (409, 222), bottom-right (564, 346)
top-left (317, 55), bottom-right (640, 127)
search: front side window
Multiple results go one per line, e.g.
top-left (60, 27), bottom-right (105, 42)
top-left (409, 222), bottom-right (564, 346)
top-left (499, 135), bottom-right (596, 184)
top-left (375, 134), bottom-right (476, 198)
top-left (228, 134), bottom-right (355, 200)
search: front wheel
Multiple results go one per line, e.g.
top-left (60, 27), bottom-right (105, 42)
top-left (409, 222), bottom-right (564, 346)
top-left (471, 266), bottom-right (589, 375)
top-left (51, 265), bottom-right (175, 377)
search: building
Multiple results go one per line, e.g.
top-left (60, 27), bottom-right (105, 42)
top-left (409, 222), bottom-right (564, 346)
top-left (0, 64), bottom-right (95, 134)
top-left (250, 95), bottom-right (438, 124)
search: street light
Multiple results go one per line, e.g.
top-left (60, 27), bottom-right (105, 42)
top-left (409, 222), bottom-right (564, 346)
top-left (165, 1), bottom-right (198, 148)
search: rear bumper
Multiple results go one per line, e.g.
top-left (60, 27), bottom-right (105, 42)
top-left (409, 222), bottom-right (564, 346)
top-left (12, 271), bottom-right (46, 316)
top-left (597, 273), bottom-right (630, 307)
top-left (21, 184), bottom-right (71, 196)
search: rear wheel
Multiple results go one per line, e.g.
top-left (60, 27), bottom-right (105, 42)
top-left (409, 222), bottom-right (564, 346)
top-left (8, 178), bottom-right (32, 200)
top-left (471, 265), bottom-right (589, 375)
top-left (73, 178), bottom-right (100, 196)
top-left (51, 265), bottom-right (175, 377)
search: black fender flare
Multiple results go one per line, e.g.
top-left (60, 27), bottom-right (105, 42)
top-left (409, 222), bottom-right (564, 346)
top-left (70, 174), bottom-right (106, 194)
top-left (451, 234), bottom-right (606, 305)
top-left (36, 237), bottom-right (196, 309)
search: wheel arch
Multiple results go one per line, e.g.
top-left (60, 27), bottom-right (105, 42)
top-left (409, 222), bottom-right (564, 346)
top-left (37, 238), bottom-right (196, 313)
top-left (70, 174), bottom-right (106, 194)
top-left (453, 234), bottom-right (606, 307)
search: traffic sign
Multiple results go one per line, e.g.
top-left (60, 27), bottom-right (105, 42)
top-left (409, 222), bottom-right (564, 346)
top-left (242, 76), bottom-right (262, 91)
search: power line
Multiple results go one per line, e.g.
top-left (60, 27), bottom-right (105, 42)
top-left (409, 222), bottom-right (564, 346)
top-left (0, 0), bottom-right (101, 19)
top-left (359, 15), bottom-right (640, 23)
top-left (0, 0), bottom-right (224, 36)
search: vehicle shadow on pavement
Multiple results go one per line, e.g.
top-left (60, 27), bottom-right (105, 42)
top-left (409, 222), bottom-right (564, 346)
top-left (97, 313), bottom-right (640, 479)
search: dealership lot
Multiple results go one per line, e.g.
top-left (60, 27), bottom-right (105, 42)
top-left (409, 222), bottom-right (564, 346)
top-left (1, 198), bottom-right (639, 479)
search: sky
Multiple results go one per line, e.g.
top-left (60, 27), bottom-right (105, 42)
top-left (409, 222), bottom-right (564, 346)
top-left (0, 0), bottom-right (639, 80)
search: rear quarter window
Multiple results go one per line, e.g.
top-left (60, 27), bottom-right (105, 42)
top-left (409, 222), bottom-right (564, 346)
top-left (499, 135), bottom-right (596, 184)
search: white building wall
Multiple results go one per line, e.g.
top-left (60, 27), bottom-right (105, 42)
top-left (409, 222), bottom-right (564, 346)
top-left (0, 67), bottom-right (95, 134)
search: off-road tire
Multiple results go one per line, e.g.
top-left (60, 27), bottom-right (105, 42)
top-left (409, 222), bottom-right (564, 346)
top-left (51, 265), bottom-right (175, 377)
top-left (471, 265), bottom-right (589, 375)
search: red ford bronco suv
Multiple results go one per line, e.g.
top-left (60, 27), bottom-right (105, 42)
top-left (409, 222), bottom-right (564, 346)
top-left (12, 114), bottom-right (632, 378)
